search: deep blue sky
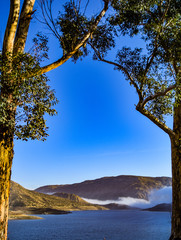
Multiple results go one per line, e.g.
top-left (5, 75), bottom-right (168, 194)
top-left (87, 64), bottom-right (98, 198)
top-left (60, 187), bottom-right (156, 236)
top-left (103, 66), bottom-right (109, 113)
top-left (1, 0), bottom-right (172, 189)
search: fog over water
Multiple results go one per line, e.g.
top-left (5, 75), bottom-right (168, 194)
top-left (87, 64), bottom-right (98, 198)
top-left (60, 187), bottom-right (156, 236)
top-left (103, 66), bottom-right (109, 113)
top-left (83, 186), bottom-right (172, 208)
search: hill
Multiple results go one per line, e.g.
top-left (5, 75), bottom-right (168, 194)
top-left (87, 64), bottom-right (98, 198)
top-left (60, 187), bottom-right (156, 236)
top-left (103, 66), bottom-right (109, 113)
top-left (9, 181), bottom-right (106, 214)
top-left (143, 203), bottom-right (172, 212)
top-left (35, 175), bottom-right (171, 200)
top-left (52, 192), bottom-right (86, 203)
top-left (103, 203), bottom-right (139, 210)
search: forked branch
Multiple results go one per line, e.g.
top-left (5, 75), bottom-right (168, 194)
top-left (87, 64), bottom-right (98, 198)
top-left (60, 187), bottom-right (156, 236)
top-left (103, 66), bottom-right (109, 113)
top-left (13, 0), bottom-right (36, 54)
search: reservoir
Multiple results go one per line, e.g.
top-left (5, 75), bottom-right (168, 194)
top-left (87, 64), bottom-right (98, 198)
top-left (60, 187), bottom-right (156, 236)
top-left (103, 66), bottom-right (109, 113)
top-left (8, 210), bottom-right (171, 240)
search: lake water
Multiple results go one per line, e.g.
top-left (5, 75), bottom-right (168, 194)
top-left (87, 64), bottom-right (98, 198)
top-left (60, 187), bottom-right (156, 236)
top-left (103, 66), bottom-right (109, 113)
top-left (8, 210), bottom-right (171, 240)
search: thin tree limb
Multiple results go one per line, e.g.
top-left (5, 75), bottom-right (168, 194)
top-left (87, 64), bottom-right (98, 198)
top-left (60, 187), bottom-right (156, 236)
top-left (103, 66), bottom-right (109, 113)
top-left (40, 0), bottom-right (60, 39)
top-left (143, 45), bottom-right (157, 82)
top-left (90, 43), bottom-right (143, 102)
top-left (84, 0), bottom-right (90, 15)
top-left (47, 0), bottom-right (61, 39)
top-left (38, 0), bottom-right (60, 39)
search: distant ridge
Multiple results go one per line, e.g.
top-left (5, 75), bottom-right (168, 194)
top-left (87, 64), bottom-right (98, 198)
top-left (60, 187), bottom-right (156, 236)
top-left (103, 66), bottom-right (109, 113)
top-left (35, 175), bottom-right (171, 201)
top-left (143, 203), bottom-right (172, 212)
top-left (102, 203), bottom-right (139, 210)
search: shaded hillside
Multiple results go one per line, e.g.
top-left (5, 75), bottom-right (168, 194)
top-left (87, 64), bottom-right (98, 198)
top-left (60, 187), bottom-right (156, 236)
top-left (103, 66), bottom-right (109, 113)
top-left (9, 181), bottom-right (106, 213)
top-left (143, 203), bottom-right (172, 212)
top-left (103, 203), bottom-right (139, 210)
top-left (35, 175), bottom-right (171, 200)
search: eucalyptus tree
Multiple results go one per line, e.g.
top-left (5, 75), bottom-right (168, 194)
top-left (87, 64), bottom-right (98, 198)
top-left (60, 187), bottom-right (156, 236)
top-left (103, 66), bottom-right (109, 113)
top-left (82, 0), bottom-right (180, 239)
top-left (0, 0), bottom-right (110, 239)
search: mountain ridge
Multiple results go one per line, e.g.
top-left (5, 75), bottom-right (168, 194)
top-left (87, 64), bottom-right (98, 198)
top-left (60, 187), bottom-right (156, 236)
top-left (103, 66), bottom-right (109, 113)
top-left (35, 175), bottom-right (172, 201)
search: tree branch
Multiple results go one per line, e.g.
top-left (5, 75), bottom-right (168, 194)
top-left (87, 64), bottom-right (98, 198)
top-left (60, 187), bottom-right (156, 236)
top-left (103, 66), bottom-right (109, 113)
top-left (143, 45), bottom-right (157, 79)
top-left (136, 105), bottom-right (175, 138)
top-left (13, 0), bottom-right (36, 54)
top-left (3, 0), bottom-right (20, 54)
top-left (37, 0), bottom-right (61, 40)
top-left (89, 42), bottom-right (175, 138)
top-left (90, 43), bottom-right (143, 102)
top-left (39, 0), bottom-right (110, 75)
top-left (141, 84), bottom-right (176, 107)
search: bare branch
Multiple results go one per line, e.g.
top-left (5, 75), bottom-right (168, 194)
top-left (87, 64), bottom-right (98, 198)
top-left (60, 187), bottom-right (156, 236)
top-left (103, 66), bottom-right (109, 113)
top-left (83, 0), bottom-right (90, 15)
top-left (48, 0), bottom-right (61, 38)
top-left (38, 0), bottom-right (61, 40)
top-left (43, 0), bottom-right (60, 38)
top-left (3, 0), bottom-right (20, 54)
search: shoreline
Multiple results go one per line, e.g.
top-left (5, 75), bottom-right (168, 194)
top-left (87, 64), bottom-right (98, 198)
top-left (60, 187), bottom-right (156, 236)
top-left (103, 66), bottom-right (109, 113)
top-left (9, 212), bottom-right (43, 220)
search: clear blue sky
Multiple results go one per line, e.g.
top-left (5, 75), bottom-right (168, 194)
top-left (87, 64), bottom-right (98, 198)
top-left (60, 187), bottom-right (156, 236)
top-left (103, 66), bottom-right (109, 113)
top-left (1, 1), bottom-right (172, 190)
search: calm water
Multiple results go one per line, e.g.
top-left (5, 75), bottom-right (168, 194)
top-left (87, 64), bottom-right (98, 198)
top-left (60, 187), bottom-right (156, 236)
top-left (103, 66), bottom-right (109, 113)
top-left (8, 210), bottom-right (171, 240)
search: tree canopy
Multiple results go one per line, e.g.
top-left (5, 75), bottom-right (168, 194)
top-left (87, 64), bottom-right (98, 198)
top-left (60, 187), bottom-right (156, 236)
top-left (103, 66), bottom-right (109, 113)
top-left (0, 0), bottom-right (110, 141)
top-left (80, 0), bottom-right (181, 138)
top-left (0, 52), bottom-right (58, 141)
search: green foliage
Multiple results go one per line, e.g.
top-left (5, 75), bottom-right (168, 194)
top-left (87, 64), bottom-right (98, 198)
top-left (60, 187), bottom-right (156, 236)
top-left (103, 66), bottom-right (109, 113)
top-left (115, 47), bottom-right (174, 121)
top-left (57, 2), bottom-right (91, 62)
top-left (90, 24), bottom-right (116, 59)
top-left (0, 53), bottom-right (58, 141)
top-left (56, 1), bottom-right (115, 62)
top-left (90, 0), bottom-right (181, 123)
top-left (50, 0), bottom-right (180, 124)
top-left (110, 0), bottom-right (181, 64)
top-left (32, 32), bottom-right (49, 61)
top-left (110, 0), bottom-right (161, 37)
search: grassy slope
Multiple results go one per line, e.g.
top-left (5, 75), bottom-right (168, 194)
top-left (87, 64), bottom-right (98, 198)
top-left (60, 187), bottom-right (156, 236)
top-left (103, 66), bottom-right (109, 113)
top-left (9, 181), bottom-right (106, 213)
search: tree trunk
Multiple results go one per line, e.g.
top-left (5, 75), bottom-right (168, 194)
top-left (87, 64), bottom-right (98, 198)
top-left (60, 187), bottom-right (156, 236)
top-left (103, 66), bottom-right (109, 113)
top-left (170, 104), bottom-right (181, 240)
top-left (0, 134), bottom-right (14, 240)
